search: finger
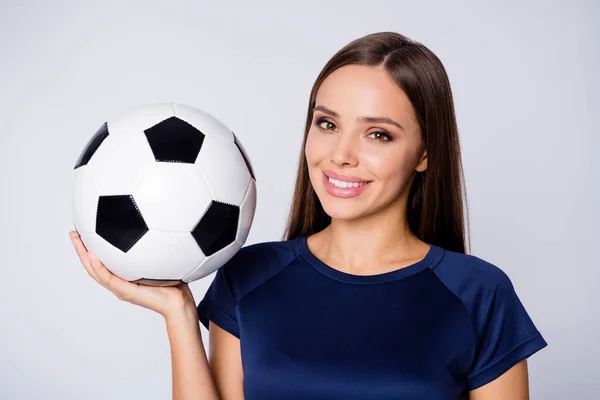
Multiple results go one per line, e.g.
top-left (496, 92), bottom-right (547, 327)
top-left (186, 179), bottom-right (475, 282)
top-left (69, 232), bottom-right (104, 285)
top-left (87, 252), bottom-right (138, 301)
top-left (69, 231), bottom-right (88, 263)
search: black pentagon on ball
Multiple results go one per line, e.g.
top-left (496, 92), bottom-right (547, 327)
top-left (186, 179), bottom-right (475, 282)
top-left (74, 122), bottom-right (109, 169)
top-left (232, 131), bottom-right (256, 181)
top-left (192, 201), bottom-right (240, 257)
top-left (144, 116), bottom-right (205, 164)
top-left (96, 195), bottom-right (148, 252)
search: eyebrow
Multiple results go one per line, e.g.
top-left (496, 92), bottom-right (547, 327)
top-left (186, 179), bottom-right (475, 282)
top-left (312, 105), bottom-right (404, 131)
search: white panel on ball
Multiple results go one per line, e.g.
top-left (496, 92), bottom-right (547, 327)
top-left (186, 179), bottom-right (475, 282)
top-left (82, 230), bottom-right (206, 281)
top-left (80, 232), bottom-right (143, 281)
top-left (122, 230), bottom-right (205, 280)
top-left (182, 241), bottom-right (240, 283)
top-left (85, 131), bottom-right (156, 195)
top-left (133, 163), bottom-right (213, 232)
top-left (196, 136), bottom-right (252, 206)
top-left (236, 179), bottom-right (257, 245)
top-left (71, 167), bottom-right (99, 235)
top-left (173, 103), bottom-right (235, 142)
top-left (107, 102), bottom-right (175, 134)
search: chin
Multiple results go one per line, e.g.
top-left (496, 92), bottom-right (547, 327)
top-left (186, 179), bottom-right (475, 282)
top-left (323, 208), bottom-right (363, 221)
top-left (319, 197), bottom-right (372, 221)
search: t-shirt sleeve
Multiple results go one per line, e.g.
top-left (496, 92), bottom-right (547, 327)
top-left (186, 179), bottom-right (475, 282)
top-left (197, 266), bottom-right (240, 339)
top-left (466, 267), bottom-right (548, 390)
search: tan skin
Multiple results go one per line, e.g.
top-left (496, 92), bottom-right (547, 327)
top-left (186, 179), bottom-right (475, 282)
top-left (70, 64), bottom-right (529, 399)
top-left (69, 232), bottom-right (241, 399)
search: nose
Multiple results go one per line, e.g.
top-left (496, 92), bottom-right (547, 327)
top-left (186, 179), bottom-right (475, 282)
top-left (330, 130), bottom-right (359, 167)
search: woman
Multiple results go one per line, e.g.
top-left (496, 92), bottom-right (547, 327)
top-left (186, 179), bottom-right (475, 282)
top-left (70, 31), bottom-right (547, 399)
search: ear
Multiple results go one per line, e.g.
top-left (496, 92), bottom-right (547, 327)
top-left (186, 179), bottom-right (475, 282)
top-left (415, 148), bottom-right (427, 172)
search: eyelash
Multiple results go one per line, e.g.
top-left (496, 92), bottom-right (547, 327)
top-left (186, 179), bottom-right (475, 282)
top-left (313, 117), bottom-right (393, 141)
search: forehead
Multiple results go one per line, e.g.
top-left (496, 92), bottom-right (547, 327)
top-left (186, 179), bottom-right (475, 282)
top-left (315, 65), bottom-right (416, 122)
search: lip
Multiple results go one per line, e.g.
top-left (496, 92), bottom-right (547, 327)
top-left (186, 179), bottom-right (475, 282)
top-left (323, 170), bottom-right (371, 183)
top-left (322, 171), bottom-right (372, 198)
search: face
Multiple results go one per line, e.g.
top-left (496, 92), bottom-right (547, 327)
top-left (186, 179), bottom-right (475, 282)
top-left (305, 64), bottom-right (427, 221)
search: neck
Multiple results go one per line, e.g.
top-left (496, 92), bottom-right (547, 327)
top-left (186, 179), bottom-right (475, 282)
top-left (309, 197), bottom-right (428, 275)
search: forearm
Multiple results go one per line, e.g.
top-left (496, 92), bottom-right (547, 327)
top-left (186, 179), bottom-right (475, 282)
top-left (165, 307), bottom-right (220, 400)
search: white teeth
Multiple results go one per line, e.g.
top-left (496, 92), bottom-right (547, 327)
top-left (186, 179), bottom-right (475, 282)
top-left (328, 177), bottom-right (368, 188)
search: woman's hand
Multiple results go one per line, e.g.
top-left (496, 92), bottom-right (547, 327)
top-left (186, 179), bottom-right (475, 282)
top-left (69, 230), bottom-right (197, 319)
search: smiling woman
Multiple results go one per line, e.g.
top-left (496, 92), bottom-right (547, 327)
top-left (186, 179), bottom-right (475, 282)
top-left (195, 31), bottom-right (548, 400)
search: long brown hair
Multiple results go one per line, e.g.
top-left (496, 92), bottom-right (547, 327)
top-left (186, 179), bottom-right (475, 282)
top-left (282, 32), bottom-right (470, 254)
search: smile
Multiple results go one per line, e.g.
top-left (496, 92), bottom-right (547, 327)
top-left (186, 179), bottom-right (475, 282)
top-left (327, 177), bottom-right (369, 188)
top-left (322, 172), bottom-right (372, 198)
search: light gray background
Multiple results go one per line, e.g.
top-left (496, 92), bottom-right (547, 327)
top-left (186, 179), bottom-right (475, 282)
top-left (0, 0), bottom-right (597, 398)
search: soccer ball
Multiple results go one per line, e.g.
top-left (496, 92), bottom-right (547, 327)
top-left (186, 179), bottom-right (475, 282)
top-left (71, 102), bottom-right (256, 286)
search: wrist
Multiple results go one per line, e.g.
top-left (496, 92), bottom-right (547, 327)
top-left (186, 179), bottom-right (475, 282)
top-left (164, 303), bottom-right (199, 326)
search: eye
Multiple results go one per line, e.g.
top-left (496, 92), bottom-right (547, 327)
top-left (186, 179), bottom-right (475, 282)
top-left (368, 131), bottom-right (393, 141)
top-left (314, 117), bottom-right (337, 131)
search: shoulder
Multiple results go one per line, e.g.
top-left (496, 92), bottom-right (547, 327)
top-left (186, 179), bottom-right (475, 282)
top-left (432, 247), bottom-right (516, 296)
top-left (431, 248), bottom-right (547, 389)
top-left (430, 246), bottom-right (523, 324)
top-left (221, 239), bottom-right (298, 277)
top-left (216, 238), bottom-right (298, 301)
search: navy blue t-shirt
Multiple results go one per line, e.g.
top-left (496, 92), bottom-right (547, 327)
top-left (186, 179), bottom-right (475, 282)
top-left (197, 236), bottom-right (547, 399)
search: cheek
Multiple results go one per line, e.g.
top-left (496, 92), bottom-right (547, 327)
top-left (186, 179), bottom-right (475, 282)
top-left (304, 130), bottom-right (325, 166)
top-left (362, 145), bottom-right (415, 184)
